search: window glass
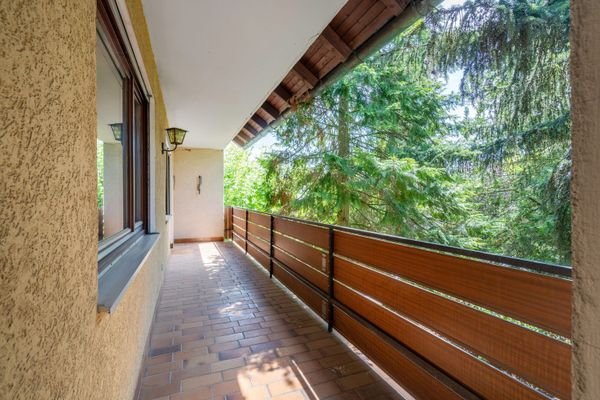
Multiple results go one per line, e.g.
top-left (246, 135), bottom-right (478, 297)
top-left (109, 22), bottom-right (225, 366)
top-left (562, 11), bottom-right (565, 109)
top-left (134, 97), bottom-right (146, 223)
top-left (96, 37), bottom-right (125, 241)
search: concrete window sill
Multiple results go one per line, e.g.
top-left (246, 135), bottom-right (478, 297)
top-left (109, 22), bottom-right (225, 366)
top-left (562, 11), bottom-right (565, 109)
top-left (97, 233), bottom-right (160, 313)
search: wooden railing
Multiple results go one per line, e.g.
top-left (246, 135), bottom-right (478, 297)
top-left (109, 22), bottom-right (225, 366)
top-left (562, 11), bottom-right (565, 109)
top-left (226, 206), bottom-right (572, 400)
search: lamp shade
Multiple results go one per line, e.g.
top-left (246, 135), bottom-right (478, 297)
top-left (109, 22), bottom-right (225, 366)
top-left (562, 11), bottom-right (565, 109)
top-left (109, 123), bottom-right (123, 141)
top-left (166, 127), bottom-right (187, 146)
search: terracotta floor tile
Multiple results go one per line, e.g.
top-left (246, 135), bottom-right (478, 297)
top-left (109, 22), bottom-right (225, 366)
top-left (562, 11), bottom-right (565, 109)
top-left (312, 381), bottom-right (342, 398)
top-left (170, 386), bottom-right (211, 400)
top-left (134, 243), bottom-right (404, 400)
top-left (181, 371), bottom-right (222, 391)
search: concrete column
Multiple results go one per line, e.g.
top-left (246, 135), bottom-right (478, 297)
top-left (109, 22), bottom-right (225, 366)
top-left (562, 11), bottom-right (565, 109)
top-left (571, 0), bottom-right (600, 398)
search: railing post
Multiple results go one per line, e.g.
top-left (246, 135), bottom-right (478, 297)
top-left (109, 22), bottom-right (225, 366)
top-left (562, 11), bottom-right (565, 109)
top-left (230, 207), bottom-right (234, 240)
top-left (269, 215), bottom-right (274, 278)
top-left (327, 226), bottom-right (335, 333)
top-left (244, 209), bottom-right (249, 254)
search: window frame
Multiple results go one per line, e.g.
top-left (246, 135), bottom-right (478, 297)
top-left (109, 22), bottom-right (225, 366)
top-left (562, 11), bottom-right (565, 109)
top-left (97, 0), bottom-right (149, 274)
top-left (165, 153), bottom-right (172, 216)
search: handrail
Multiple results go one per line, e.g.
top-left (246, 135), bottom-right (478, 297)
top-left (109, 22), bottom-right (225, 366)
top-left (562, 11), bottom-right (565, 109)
top-left (228, 206), bottom-right (572, 278)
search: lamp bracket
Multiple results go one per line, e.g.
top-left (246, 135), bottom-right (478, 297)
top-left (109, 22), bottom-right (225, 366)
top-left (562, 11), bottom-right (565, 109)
top-left (161, 142), bottom-right (178, 154)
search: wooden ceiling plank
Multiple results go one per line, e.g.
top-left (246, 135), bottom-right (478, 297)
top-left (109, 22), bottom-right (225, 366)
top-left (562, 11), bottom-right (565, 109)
top-left (261, 101), bottom-right (280, 119)
top-left (380, 0), bottom-right (410, 16)
top-left (238, 129), bottom-right (253, 140)
top-left (346, 1), bottom-right (387, 45)
top-left (321, 26), bottom-right (352, 61)
top-left (233, 136), bottom-right (246, 146)
top-left (293, 61), bottom-right (319, 89)
top-left (350, 6), bottom-right (393, 48)
top-left (251, 114), bottom-right (269, 129)
top-left (274, 84), bottom-right (293, 102)
top-left (243, 123), bottom-right (258, 136)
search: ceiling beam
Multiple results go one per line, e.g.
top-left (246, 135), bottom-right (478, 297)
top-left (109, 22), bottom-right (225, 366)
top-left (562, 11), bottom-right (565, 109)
top-left (251, 114), bottom-right (269, 129)
top-left (261, 101), bottom-right (280, 119)
top-left (238, 129), bottom-right (253, 141)
top-left (321, 26), bottom-right (352, 61)
top-left (293, 61), bottom-right (319, 88)
top-left (379, 0), bottom-right (410, 16)
top-left (273, 84), bottom-right (292, 103)
top-left (233, 136), bottom-right (246, 146)
top-left (243, 123), bottom-right (258, 136)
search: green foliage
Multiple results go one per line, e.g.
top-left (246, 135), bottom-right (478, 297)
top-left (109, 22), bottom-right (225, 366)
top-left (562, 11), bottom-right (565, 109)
top-left (224, 144), bottom-right (268, 210)
top-left (224, 0), bottom-right (571, 265)
top-left (263, 60), bottom-right (470, 245)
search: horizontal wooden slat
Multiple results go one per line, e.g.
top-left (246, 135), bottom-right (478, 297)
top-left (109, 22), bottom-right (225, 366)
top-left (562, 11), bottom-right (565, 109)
top-left (334, 283), bottom-right (548, 400)
top-left (248, 211), bottom-right (270, 228)
top-left (273, 232), bottom-right (327, 272)
top-left (334, 231), bottom-right (571, 337)
top-left (333, 307), bottom-right (475, 400)
top-left (248, 233), bottom-right (270, 255)
top-left (232, 231), bottom-right (245, 249)
top-left (273, 262), bottom-right (328, 321)
top-left (335, 257), bottom-right (570, 398)
top-left (247, 222), bottom-right (270, 242)
top-left (274, 247), bottom-right (328, 293)
top-left (232, 223), bottom-right (246, 237)
top-left (248, 241), bottom-right (269, 270)
top-left (273, 217), bottom-right (329, 249)
top-left (232, 208), bottom-right (246, 219)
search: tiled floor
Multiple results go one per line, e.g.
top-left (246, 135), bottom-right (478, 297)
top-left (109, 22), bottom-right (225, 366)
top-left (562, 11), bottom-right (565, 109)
top-left (135, 242), bottom-right (405, 400)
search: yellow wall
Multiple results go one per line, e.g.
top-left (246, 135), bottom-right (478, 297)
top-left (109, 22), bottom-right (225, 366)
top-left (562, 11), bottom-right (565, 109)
top-left (174, 149), bottom-right (225, 242)
top-left (0, 1), bottom-right (169, 399)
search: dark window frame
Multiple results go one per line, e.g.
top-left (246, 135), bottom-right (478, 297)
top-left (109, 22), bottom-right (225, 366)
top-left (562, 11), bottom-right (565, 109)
top-left (165, 153), bottom-right (171, 216)
top-left (97, 0), bottom-right (149, 274)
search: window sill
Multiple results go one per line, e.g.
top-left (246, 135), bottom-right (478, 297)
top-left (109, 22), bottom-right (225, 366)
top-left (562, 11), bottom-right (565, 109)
top-left (97, 233), bottom-right (160, 314)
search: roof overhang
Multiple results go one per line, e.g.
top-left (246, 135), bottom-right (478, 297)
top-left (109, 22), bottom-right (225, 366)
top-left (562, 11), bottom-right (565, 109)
top-left (143, 0), bottom-right (347, 149)
top-left (235, 0), bottom-right (442, 148)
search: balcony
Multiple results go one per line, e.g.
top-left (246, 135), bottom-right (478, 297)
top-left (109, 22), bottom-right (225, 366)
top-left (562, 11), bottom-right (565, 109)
top-left (4, 0), bottom-right (598, 399)
top-left (135, 207), bottom-right (571, 399)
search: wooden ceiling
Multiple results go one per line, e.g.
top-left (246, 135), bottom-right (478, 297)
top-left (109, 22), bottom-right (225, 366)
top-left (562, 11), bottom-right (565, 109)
top-left (232, 0), bottom-right (411, 146)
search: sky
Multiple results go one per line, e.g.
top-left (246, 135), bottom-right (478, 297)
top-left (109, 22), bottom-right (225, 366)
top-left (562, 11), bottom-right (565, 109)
top-left (246, 0), bottom-right (468, 157)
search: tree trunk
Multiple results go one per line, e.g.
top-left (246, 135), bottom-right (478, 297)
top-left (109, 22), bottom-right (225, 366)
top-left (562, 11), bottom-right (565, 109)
top-left (336, 87), bottom-right (350, 225)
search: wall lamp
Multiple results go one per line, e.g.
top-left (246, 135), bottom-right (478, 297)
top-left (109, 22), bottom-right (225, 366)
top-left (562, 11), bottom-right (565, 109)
top-left (109, 123), bottom-right (123, 142)
top-left (162, 127), bottom-right (187, 154)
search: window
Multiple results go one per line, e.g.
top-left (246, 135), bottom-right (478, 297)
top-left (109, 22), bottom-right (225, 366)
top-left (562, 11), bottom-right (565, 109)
top-left (96, 0), bottom-right (149, 273)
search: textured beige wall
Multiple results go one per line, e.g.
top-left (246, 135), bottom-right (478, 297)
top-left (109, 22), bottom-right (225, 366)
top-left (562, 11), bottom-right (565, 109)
top-left (572, 0), bottom-right (600, 398)
top-left (174, 149), bottom-right (224, 240)
top-left (0, 1), bottom-right (170, 399)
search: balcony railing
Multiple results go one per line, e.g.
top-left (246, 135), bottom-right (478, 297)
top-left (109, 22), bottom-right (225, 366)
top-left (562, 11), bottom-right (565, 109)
top-left (224, 206), bottom-right (572, 400)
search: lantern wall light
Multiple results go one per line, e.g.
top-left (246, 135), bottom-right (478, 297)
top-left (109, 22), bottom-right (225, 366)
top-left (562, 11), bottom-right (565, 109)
top-left (162, 127), bottom-right (187, 154)
top-left (109, 123), bottom-right (123, 142)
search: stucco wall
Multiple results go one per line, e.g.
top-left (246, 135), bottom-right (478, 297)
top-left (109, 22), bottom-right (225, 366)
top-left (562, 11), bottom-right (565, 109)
top-left (174, 149), bottom-right (224, 241)
top-left (572, 0), bottom-right (600, 398)
top-left (0, 1), bottom-right (170, 399)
